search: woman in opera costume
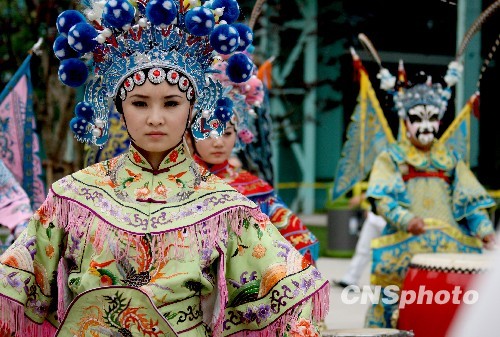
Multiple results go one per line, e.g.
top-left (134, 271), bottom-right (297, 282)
top-left (0, 1), bottom-right (329, 336)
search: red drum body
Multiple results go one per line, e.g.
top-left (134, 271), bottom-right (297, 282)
top-left (397, 253), bottom-right (489, 337)
top-left (323, 328), bottom-right (414, 337)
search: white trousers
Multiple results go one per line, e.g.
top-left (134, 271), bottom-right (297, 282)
top-left (340, 211), bottom-right (386, 285)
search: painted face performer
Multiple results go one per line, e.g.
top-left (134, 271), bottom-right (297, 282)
top-left (0, 1), bottom-right (329, 336)
top-left (364, 61), bottom-right (496, 328)
top-left (400, 80), bottom-right (442, 151)
top-left (188, 56), bottom-right (320, 266)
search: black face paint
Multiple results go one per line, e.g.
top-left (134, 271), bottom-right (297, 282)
top-left (408, 115), bottom-right (422, 124)
top-left (415, 128), bottom-right (438, 139)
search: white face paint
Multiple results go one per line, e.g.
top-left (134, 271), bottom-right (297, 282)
top-left (406, 104), bottom-right (440, 147)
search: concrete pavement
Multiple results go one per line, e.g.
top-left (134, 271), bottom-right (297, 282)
top-left (316, 257), bottom-right (372, 330)
top-left (298, 213), bottom-right (372, 329)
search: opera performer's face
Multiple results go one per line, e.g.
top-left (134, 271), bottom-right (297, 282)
top-left (405, 104), bottom-right (440, 150)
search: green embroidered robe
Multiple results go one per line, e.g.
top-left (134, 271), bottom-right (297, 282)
top-left (0, 144), bottom-right (329, 337)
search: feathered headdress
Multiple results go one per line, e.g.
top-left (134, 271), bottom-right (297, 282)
top-left (358, 33), bottom-right (458, 120)
top-left (359, 0), bottom-right (500, 120)
top-left (53, 0), bottom-right (255, 146)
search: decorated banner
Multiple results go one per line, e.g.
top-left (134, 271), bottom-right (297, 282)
top-left (331, 64), bottom-right (395, 201)
top-left (437, 93), bottom-right (476, 165)
top-left (0, 54), bottom-right (46, 209)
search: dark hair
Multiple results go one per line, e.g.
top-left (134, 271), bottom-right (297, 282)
top-left (114, 96), bottom-right (123, 114)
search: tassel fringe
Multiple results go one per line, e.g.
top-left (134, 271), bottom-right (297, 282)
top-left (34, 190), bottom-right (329, 336)
top-left (0, 296), bottom-right (56, 337)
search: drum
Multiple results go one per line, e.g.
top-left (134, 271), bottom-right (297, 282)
top-left (397, 253), bottom-right (491, 337)
top-left (323, 328), bottom-right (414, 337)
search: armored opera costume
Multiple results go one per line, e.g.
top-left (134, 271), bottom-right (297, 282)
top-left (332, 27), bottom-right (496, 327)
top-left (0, 1), bottom-right (329, 336)
top-left (366, 133), bottom-right (495, 327)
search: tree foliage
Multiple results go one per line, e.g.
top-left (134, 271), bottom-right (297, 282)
top-left (1, 0), bottom-right (85, 185)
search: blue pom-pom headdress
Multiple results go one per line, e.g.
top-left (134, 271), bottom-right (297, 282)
top-left (54, 0), bottom-right (254, 146)
top-left (190, 77), bottom-right (227, 140)
top-left (191, 52), bottom-right (264, 150)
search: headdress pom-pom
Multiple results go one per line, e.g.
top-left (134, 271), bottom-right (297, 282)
top-left (58, 58), bottom-right (89, 87)
top-left (215, 97), bottom-right (234, 122)
top-left (211, 0), bottom-right (240, 24)
top-left (53, 35), bottom-right (81, 60)
top-left (210, 24), bottom-right (240, 54)
top-left (444, 61), bottom-right (463, 88)
top-left (237, 128), bottom-right (254, 144)
top-left (56, 10), bottom-right (86, 36)
top-left (226, 52), bottom-right (253, 83)
top-left (74, 102), bottom-right (95, 120)
top-left (103, 0), bottom-right (136, 30)
top-left (241, 75), bottom-right (264, 106)
top-left (68, 23), bottom-right (98, 53)
top-left (146, 0), bottom-right (178, 28)
top-left (70, 116), bottom-right (90, 138)
top-left (185, 6), bottom-right (215, 36)
top-left (232, 23), bottom-right (253, 51)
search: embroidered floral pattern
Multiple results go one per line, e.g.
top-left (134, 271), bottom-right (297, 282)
top-left (154, 181), bottom-right (171, 198)
top-left (133, 151), bottom-right (146, 164)
top-left (252, 244), bottom-right (266, 259)
top-left (289, 318), bottom-right (320, 337)
top-left (242, 303), bottom-right (271, 324)
top-left (0, 266), bottom-right (24, 294)
top-left (135, 182), bottom-right (151, 199)
top-left (169, 150), bottom-right (178, 163)
top-left (163, 146), bottom-right (184, 165)
top-left (71, 291), bottom-right (165, 337)
top-left (45, 244), bottom-right (55, 258)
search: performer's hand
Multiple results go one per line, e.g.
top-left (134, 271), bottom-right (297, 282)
top-left (482, 233), bottom-right (497, 250)
top-left (407, 217), bottom-right (426, 235)
top-left (348, 192), bottom-right (366, 209)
